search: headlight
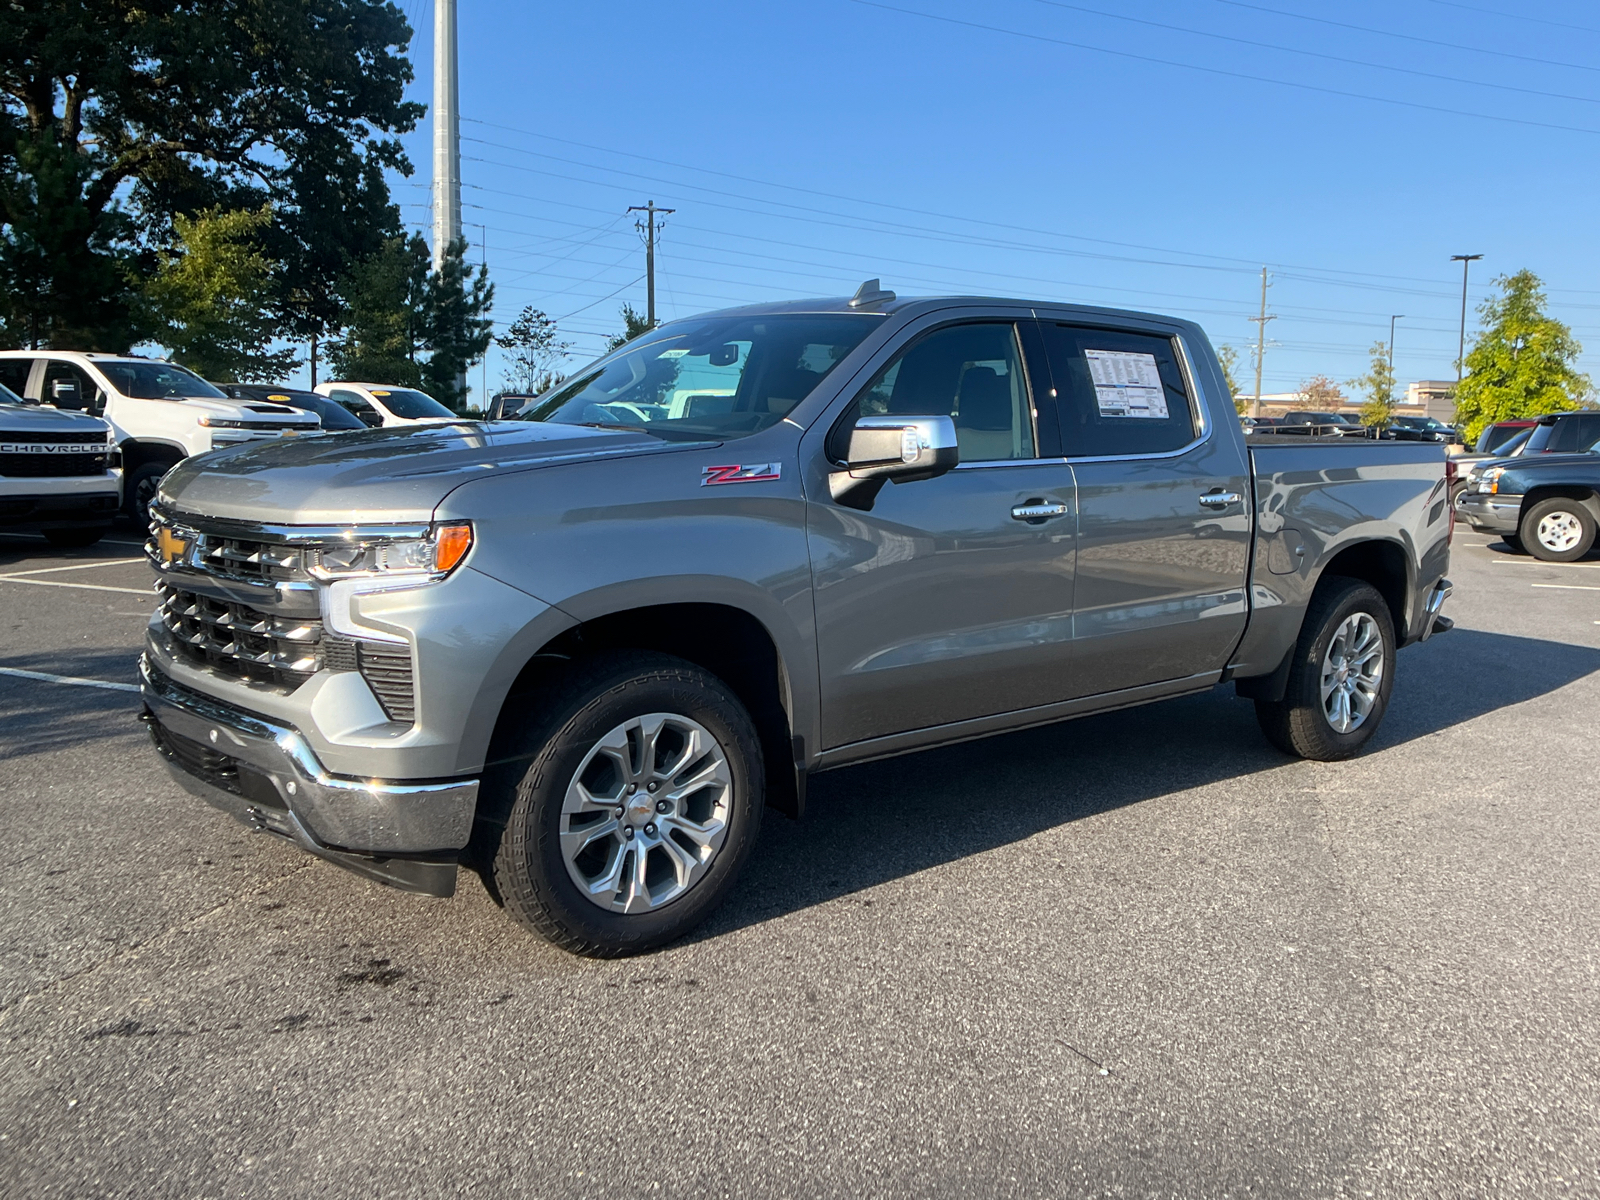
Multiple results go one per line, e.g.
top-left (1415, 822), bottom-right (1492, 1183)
top-left (105, 430), bottom-right (122, 470)
top-left (198, 417), bottom-right (247, 429)
top-left (307, 522), bottom-right (473, 581)
top-left (1480, 467), bottom-right (1504, 494)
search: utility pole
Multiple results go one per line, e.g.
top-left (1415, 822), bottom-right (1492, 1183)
top-left (1450, 254), bottom-right (1483, 388)
top-left (431, 0), bottom-right (461, 275)
top-left (1249, 267), bottom-right (1276, 416)
top-left (1388, 314), bottom-right (1404, 404)
top-left (627, 201), bottom-right (675, 327)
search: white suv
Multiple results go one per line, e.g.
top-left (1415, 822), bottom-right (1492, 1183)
top-left (313, 382), bottom-right (460, 427)
top-left (0, 352), bottom-right (318, 520)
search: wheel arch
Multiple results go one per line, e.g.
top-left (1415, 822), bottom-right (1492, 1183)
top-left (1518, 484), bottom-right (1600, 524)
top-left (485, 598), bottom-right (806, 821)
top-left (1313, 538), bottom-right (1412, 640)
top-left (120, 437), bottom-right (187, 474)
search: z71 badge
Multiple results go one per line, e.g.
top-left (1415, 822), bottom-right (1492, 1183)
top-left (701, 463), bottom-right (782, 486)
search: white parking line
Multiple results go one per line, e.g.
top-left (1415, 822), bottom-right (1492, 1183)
top-left (0, 577), bottom-right (150, 596)
top-left (1531, 583), bottom-right (1600, 592)
top-left (0, 558), bottom-right (145, 578)
top-left (0, 666), bottom-right (139, 693)
top-left (1491, 560), bottom-right (1600, 569)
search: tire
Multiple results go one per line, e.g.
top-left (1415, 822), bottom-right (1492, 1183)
top-left (126, 461), bottom-right (175, 524)
top-left (1519, 496), bottom-right (1597, 563)
top-left (1255, 578), bottom-right (1397, 761)
top-left (490, 651), bottom-right (764, 957)
top-left (42, 526), bottom-right (107, 549)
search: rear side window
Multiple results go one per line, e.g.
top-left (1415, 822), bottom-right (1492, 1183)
top-left (1039, 324), bottom-right (1196, 457)
top-left (833, 322), bottom-right (1036, 463)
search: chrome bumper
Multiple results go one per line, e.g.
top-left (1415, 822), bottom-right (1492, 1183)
top-left (1455, 490), bottom-right (1521, 533)
top-left (139, 656), bottom-right (477, 896)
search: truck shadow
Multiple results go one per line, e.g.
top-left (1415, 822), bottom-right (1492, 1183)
top-left (0, 650), bottom-right (143, 762)
top-left (702, 628), bottom-right (1600, 940)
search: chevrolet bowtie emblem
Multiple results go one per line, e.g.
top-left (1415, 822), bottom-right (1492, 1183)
top-left (157, 526), bottom-right (188, 566)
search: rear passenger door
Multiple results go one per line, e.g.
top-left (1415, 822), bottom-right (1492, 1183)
top-left (1035, 320), bottom-right (1250, 698)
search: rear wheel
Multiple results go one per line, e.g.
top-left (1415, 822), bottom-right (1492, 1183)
top-left (1255, 578), bottom-right (1396, 761)
top-left (42, 526), bottom-right (107, 549)
top-left (490, 652), bottom-right (764, 957)
top-left (1520, 496), bottom-right (1597, 562)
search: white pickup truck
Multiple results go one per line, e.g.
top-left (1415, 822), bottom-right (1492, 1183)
top-left (0, 352), bottom-right (318, 521)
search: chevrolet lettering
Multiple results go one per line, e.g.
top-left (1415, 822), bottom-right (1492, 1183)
top-left (139, 286), bottom-right (1453, 957)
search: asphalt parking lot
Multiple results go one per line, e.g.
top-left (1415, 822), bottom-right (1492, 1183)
top-left (1, 521), bottom-right (1597, 1198)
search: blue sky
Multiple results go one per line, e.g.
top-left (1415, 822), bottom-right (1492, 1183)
top-left (370, 0), bottom-right (1600, 403)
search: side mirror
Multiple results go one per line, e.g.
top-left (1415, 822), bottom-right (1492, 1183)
top-left (50, 379), bottom-right (83, 409)
top-left (707, 344), bottom-right (740, 367)
top-left (829, 415), bottom-right (958, 510)
top-left (357, 409), bottom-right (383, 427)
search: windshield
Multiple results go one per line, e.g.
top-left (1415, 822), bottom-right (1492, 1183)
top-left (368, 388), bottom-right (455, 419)
top-left (98, 361), bottom-right (224, 400)
top-left (0, 382), bottom-right (23, 406)
top-left (1494, 428), bottom-right (1533, 457)
top-left (516, 313), bottom-right (883, 440)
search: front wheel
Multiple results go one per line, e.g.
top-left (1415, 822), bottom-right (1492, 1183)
top-left (1255, 578), bottom-right (1396, 761)
top-left (491, 652), bottom-right (764, 957)
top-left (1520, 496), bottom-right (1597, 562)
top-left (125, 461), bottom-right (174, 524)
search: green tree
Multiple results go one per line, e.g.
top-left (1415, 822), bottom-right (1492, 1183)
top-left (1348, 342), bottom-right (1395, 429)
top-left (605, 302), bottom-right (653, 352)
top-left (0, 1), bottom-right (420, 351)
top-left (326, 234), bottom-right (493, 408)
top-left (142, 206), bottom-right (299, 382)
top-left (1454, 270), bottom-right (1590, 444)
top-left (497, 306), bottom-right (572, 393)
top-left (420, 237), bottom-right (494, 410)
top-left (326, 234), bottom-right (428, 386)
top-left (1216, 344), bottom-right (1245, 413)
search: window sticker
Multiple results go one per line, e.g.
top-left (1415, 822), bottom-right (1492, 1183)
top-left (1084, 349), bottom-right (1168, 419)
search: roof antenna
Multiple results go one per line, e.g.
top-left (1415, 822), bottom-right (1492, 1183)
top-left (849, 278), bottom-right (896, 308)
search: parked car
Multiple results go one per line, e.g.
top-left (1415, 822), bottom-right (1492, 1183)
top-left (141, 287), bottom-right (1452, 956)
top-left (0, 380), bottom-right (121, 546)
top-left (1473, 419), bottom-right (1539, 455)
top-left (1277, 411), bottom-right (1366, 436)
top-left (215, 384), bottom-right (365, 432)
top-left (313, 382), bottom-right (460, 427)
top-left (1451, 426), bottom-right (1535, 499)
top-left (0, 352), bottom-right (317, 522)
top-left (1384, 415), bottom-right (1453, 442)
top-left (1520, 411), bottom-right (1600, 456)
top-left (1456, 431), bottom-right (1600, 560)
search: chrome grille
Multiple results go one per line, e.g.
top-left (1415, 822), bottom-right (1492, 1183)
top-left (158, 584), bottom-right (321, 689)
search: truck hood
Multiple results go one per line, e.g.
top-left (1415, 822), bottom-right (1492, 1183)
top-left (157, 420), bottom-right (705, 525)
top-left (1495, 450), bottom-right (1600, 474)
top-left (0, 402), bottom-right (110, 435)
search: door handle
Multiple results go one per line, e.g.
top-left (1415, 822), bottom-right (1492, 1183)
top-left (1011, 501), bottom-right (1070, 521)
top-left (1198, 492), bottom-right (1242, 509)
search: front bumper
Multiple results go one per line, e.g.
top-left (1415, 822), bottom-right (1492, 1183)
top-left (139, 655), bottom-right (477, 896)
top-left (1455, 489), bottom-right (1522, 534)
top-left (0, 474), bottom-right (121, 527)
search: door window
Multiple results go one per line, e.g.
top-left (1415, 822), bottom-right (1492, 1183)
top-left (0, 359), bottom-right (35, 400)
top-left (42, 361), bottom-right (101, 413)
top-left (834, 322), bottom-right (1035, 463)
top-left (1039, 325), bottom-right (1197, 457)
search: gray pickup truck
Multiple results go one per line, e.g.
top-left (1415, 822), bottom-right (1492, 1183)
top-left (140, 287), bottom-right (1453, 956)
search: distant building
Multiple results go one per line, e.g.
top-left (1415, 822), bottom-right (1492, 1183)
top-left (1406, 380), bottom-right (1457, 423)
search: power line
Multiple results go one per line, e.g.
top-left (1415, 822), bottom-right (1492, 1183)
top-left (1419, 0), bottom-right (1600, 37)
top-left (1204, 0), bottom-right (1600, 75)
top-left (1028, 0), bottom-right (1600, 106)
top-left (843, 0), bottom-right (1600, 137)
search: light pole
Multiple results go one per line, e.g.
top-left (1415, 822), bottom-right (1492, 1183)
top-left (1388, 314), bottom-right (1403, 405)
top-left (1450, 254), bottom-right (1483, 388)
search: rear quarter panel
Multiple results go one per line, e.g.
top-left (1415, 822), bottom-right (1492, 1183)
top-left (1231, 439), bottom-right (1450, 676)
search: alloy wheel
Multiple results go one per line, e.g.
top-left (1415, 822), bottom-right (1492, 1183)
top-left (559, 713), bottom-right (732, 914)
top-left (1320, 612), bottom-right (1385, 734)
